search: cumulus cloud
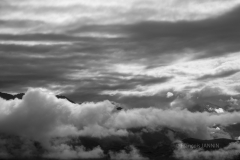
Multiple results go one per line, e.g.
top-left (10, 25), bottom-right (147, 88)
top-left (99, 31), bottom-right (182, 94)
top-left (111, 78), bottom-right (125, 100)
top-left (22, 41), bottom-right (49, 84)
top-left (167, 92), bottom-right (174, 98)
top-left (0, 88), bottom-right (129, 158)
top-left (0, 88), bottom-right (128, 140)
top-left (215, 108), bottom-right (225, 114)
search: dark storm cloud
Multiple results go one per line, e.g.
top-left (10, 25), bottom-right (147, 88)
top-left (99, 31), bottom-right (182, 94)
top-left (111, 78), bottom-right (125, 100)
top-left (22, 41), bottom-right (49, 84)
top-left (124, 5), bottom-right (240, 58)
top-left (2, 5), bottom-right (240, 66)
top-left (0, 51), bottom-right (87, 92)
top-left (0, 43), bottom-right (105, 93)
top-left (66, 5), bottom-right (240, 61)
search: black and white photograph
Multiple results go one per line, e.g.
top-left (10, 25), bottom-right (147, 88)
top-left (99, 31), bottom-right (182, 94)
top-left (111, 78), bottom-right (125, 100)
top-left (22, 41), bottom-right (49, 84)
top-left (0, 0), bottom-right (240, 159)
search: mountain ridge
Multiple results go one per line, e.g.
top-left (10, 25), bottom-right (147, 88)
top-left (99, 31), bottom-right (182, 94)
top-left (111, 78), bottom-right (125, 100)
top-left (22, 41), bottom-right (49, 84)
top-left (0, 91), bottom-right (75, 104)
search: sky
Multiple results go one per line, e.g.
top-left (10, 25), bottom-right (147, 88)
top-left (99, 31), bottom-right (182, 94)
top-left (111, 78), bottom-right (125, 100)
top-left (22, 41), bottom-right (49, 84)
top-left (1, 0), bottom-right (240, 159)
top-left (1, 0), bottom-right (240, 107)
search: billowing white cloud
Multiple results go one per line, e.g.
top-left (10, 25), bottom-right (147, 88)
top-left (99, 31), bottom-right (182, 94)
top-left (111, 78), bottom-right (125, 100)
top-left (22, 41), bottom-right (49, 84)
top-left (215, 108), bottom-right (225, 114)
top-left (0, 89), bottom-right (129, 141)
top-left (2, 88), bottom-right (240, 140)
top-left (167, 92), bottom-right (174, 98)
top-left (1, 88), bottom-right (240, 158)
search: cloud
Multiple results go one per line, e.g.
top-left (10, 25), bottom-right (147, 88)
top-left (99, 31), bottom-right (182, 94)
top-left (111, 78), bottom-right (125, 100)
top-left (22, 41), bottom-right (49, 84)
top-left (1, 88), bottom-right (240, 158)
top-left (1, 3), bottom-right (240, 101)
top-left (44, 145), bottom-right (104, 159)
top-left (167, 92), bottom-right (174, 98)
top-left (195, 86), bottom-right (226, 98)
top-left (215, 108), bottom-right (225, 114)
top-left (227, 97), bottom-right (239, 106)
top-left (2, 0), bottom-right (240, 33)
top-left (2, 88), bottom-right (240, 141)
top-left (197, 70), bottom-right (240, 80)
top-left (0, 89), bottom-right (130, 148)
top-left (99, 52), bottom-right (240, 99)
top-left (109, 145), bottom-right (148, 160)
top-left (122, 5), bottom-right (240, 59)
top-left (170, 94), bottom-right (195, 109)
top-left (0, 88), bottom-right (129, 158)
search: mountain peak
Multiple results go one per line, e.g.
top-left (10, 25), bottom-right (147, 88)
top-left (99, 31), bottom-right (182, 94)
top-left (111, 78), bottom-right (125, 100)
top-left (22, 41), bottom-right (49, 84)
top-left (0, 91), bottom-right (75, 104)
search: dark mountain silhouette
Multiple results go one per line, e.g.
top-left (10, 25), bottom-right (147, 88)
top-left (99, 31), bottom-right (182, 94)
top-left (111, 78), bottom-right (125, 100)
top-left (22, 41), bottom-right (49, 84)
top-left (55, 95), bottom-right (76, 104)
top-left (225, 123), bottom-right (240, 138)
top-left (0, 92), bottom-right (75, 104)
top-left (0, 92), bottom-right (17, 100)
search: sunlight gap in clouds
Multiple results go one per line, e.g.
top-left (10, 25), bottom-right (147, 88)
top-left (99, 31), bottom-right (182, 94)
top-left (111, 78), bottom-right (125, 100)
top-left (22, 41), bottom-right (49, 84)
top-left (101, 52), bottom-right (240, 97)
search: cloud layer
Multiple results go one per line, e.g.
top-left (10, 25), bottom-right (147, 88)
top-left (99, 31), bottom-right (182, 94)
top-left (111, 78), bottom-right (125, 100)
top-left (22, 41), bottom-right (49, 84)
top-left (0, 1), bottom-right (240, 110)
top-left (0, 88), bottom-right (240, 158)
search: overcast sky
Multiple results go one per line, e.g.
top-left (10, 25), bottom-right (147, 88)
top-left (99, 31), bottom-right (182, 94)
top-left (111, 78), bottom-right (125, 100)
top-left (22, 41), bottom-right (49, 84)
top-left (1, 0), bottom-right (240, 107)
